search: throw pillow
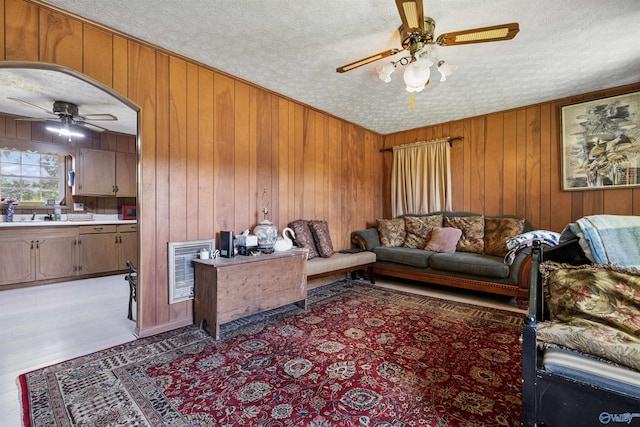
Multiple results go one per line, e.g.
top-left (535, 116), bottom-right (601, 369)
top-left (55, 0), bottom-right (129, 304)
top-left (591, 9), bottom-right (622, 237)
top-left (424, 227), bottom-right (462, 253)
top-left (484, 217), bottom-right (525, 257)
top-left (308, 220), bottom-right (334, 258)
top-left (377, 218), bottom-right (406, 247)
top-left (288, 219), bottom-right (319, 259)
top-left (444, 215), bottom-right (485, 253)
top-left (540, 261), bottom-right (640, 339)
top-left (403, 215), bottom-right (443, 249)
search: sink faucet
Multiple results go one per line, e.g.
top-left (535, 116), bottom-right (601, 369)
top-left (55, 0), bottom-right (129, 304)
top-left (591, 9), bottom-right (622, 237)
top-left (31, 212), bottom-right (36, 220)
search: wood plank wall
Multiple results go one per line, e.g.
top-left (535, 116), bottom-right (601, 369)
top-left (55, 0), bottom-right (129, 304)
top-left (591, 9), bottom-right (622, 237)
top-left (383, 82), bottom-right (640, 232)
top-left (2, 0), bottom-right (384, 336)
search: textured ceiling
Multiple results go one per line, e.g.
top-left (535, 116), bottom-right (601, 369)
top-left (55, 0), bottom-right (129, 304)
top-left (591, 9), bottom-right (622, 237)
top-left (7, 0), bottom-right (640, 135)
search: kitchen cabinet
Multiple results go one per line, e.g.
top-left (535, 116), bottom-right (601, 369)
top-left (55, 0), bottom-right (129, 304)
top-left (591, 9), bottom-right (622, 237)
top-left (116, 223), bottom-right (138, 269)
top-left (0, 223), bottom-right (137, 289)
top-left (73, 148), bottom-right (136, 197)
top-left (0, 228), bottom-right (77, 286)
top-left (115, 152), bottom-right (136, 197)
top-left (78, 225), bottom-right (119, 274)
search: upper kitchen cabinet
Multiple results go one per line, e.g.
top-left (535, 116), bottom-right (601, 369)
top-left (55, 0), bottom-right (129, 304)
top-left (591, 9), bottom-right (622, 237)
top-left (73, 147), bottom-right (136, 197)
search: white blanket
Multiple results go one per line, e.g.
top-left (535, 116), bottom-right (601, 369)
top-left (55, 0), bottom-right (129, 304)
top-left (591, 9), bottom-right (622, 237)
top-left (576, 215), bottom-right (640, 268)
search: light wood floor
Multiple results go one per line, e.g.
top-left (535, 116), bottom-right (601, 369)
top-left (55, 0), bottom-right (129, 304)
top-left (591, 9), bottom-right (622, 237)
top-left (0, 275), bottom-right (522, 427)
top-left (0, 275), bottom-right (137, 427)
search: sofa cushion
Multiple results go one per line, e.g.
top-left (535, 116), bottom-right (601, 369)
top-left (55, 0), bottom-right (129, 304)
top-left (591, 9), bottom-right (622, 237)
top-left (424, 227), bottom-right (462, 253)
top-left (289, 219), bottom-right (319, 259)
top-left (429, 252), bottom-right (510, 279)
top-left (377, 218), bottom-right (406, 247)
top-left (309, 220), bottom-right (334, 258)
top-left (540, 261), bottom-right (640, 337)
top-left (306, 251), bottom-right (376, 277)
top-left (403, 214), bottom-right (442, 249)
top-left (373, 246), bottom-right (434, 268)
top-left (484, 217), bottom-right (525, 257)
top-left (444, 215), bottom-right (485, 254)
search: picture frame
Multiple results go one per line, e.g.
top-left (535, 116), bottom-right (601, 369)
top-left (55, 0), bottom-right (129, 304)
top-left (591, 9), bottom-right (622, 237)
top-left (560, 91), bottom-right (640, 191)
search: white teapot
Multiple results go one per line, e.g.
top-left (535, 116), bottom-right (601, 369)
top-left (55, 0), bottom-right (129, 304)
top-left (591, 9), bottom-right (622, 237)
top-left (273, 227), bottom-right (295, 252)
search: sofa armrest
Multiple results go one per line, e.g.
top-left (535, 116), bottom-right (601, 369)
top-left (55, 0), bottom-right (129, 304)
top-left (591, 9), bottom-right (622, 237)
top-left (351, 228), bottom-right (381, 250)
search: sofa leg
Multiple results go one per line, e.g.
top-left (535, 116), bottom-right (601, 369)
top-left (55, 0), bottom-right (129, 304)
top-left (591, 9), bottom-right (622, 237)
top-left (367, 265), bottom-right (375, 284)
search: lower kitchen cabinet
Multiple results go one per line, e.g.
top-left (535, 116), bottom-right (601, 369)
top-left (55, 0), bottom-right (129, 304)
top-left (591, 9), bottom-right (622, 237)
top-left (78, 225), bottom-right (119, 274)
top-left (117, 224), bottom-right (138, 270)
top-left (0, 223), bottom-right (138, 288)
top-left (0, 233), bottom-right (35, 285)
top-left (0, 228), bottom-right (77, 286)
top-left (35, 229), bottom-right (78, 280)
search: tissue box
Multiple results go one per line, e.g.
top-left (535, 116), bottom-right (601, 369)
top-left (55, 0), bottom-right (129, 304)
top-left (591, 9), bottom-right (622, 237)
top-left (237, 234), bottom-right (258, 246)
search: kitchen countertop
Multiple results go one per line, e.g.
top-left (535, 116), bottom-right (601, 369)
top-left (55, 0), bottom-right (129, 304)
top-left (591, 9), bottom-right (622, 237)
top-left (0, 214), bottom-right (136, 228)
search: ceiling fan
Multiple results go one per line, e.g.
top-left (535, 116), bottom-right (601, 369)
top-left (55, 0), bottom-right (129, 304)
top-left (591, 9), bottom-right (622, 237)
top-left (8, 97), bottom-right (118, 133)
top-left (337, 0), bottom-right (519, 98)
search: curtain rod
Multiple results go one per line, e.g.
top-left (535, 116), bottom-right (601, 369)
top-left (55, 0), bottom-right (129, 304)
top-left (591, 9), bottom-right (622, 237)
top-left (379, 136), bottom-right (464, 152)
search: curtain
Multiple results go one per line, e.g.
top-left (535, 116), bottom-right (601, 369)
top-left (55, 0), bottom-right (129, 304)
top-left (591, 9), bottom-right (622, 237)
top-left (391, 138), bottom-right (452, 217)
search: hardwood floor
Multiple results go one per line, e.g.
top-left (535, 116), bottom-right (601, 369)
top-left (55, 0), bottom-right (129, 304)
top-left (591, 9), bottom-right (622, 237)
top-left (0, 275), bottom-right (522, 427)
top-left (0, 275), bottom-right (137, 427)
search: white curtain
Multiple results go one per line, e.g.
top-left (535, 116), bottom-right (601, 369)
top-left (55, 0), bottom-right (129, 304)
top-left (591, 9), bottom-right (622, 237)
top-left (391, 138), bottom-right (452, 217)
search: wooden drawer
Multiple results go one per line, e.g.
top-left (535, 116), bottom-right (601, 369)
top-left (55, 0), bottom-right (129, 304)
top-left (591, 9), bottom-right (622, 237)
top-left (117, 223), bottom-right (137, 233)
top-left (79, 224), bottom-right (117, 234)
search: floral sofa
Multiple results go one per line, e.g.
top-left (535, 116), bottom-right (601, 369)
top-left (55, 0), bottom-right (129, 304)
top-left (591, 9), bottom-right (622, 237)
top-left (522, 215), bottom-right (640, 426)
top-left (351, 211), bottom-right (541, 309)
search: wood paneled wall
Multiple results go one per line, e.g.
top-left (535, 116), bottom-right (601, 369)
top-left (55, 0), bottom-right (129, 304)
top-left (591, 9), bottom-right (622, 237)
top-left (383, 83), bottom-right (640, 232)
top-left (2, 0), bottom-right (384, 336)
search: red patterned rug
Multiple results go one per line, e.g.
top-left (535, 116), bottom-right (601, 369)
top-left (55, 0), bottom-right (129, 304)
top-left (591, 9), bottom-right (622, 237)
top-left (20, 281), bottom-right (524, 426)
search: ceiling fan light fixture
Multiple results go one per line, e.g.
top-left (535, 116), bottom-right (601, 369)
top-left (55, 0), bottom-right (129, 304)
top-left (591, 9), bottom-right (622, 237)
top-left (377, 62), bottom-right (397, 82)
top-left (403, 60), bottom-right (430, 93)
top-left (46, 125), bottom-right (84, 138)
top-left (437, 60), bottom-right (457, 82)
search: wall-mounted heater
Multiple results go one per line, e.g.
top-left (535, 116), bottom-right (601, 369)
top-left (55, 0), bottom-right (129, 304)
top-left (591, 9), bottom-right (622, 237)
top-left (168, 239), bottom-right (215, 304)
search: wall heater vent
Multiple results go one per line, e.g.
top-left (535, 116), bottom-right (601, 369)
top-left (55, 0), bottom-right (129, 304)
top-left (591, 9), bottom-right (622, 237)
top-left (168, 239), bottom-right (215, 304)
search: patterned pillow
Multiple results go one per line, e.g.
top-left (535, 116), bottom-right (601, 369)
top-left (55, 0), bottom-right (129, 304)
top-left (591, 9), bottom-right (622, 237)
top-left (377, 218), bottom-right (406, 247)
top-left (403, 215), bottom-right (443, 249)
top-left (424, 227), bottom-right (462, 253)
top-left (540, 261), bottom-right (640, 338)
top-left (483, 217), bottom-right (525, 257)
top-left (308, 220), bottom-right (334, 258)
top-left (444, 215), bottom-right (484, 253)
top-left (288, 219), bottom-right (319, 259)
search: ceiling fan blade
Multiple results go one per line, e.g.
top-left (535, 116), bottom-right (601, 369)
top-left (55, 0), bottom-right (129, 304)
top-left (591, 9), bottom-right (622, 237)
top-left (336, 48), bottom-right (403, 73)
top-left (82, 113), bottom-right (118, 121)
top-left (436, 22), bottom-right (519, 46)
top-left (15, 117), bottom-right (51, 122)
top-left (8, 97), bottom-right (55, 115)
top-left (395, 0), bottom-right (424, 33)
top-left (77, 121), bottom-right (108, 132)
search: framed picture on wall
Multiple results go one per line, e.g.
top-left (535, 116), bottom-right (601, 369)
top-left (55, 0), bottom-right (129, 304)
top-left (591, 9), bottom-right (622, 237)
top-left (561, 91), bottom-right (640, 191)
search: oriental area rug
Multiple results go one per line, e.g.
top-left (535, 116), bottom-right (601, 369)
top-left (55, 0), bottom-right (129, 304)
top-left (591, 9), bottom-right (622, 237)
top-left (20, 281), bottom-right (524, 427)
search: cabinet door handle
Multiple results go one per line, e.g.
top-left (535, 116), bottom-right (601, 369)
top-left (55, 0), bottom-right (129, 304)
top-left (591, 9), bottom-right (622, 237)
top-left (30, 240), bottom-right (34, 249)
top-left (93, 227), bottom-right (103, 232)
top-left (36, 240), bottom-right (40, 249)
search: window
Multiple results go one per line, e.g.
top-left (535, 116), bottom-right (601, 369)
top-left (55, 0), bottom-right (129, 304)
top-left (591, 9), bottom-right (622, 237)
top-left (0, 149), bottom-right (65, 203)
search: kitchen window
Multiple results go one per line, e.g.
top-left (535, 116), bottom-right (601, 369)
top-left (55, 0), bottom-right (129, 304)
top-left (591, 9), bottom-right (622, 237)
top-left (0, 148), bottom-right (65, 203)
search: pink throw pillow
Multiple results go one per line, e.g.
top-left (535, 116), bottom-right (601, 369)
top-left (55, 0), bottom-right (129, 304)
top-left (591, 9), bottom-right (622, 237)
top-left (424, 227), bottom-right (462, 253)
